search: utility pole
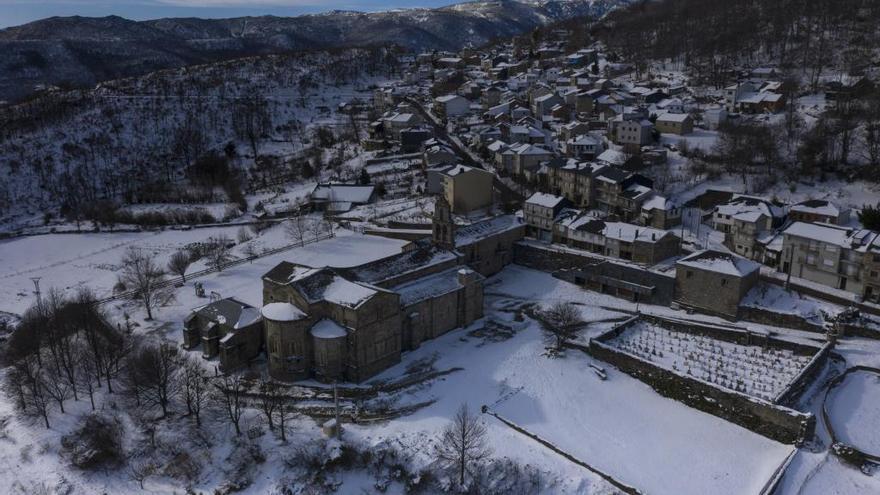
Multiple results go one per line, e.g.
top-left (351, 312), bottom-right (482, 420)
top-left (333, 380), bottom-right (341, 439)
top-left (30, 277), bottom-right (42, 313)
top-left (785, 246), bottom-right (793, 290)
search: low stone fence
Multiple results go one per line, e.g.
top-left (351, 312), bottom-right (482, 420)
top-left (738, 306), bottom-right (826, 333)
top-left (589, 315), bottom-right (824, 444)
top-left (761, 272), bottom-right (880, 318)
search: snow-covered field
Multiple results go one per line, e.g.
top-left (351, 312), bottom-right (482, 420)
top-left (4, 225), bottom-right (880, 493)
top-left (343, 267), bottom-right (795, 495)
top-left (826, 370), bottom-right (880, 455)
top-left (0, 224), bottom-right (408, 317)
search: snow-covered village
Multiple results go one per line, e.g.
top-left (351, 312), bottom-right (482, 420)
top-left (1, 0), bottom-right (880, 494)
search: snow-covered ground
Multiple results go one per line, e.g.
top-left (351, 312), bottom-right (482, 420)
top-left (826, 370), bottom-right (880, 455)
top-left (0, 224), bottom-right (408, 317)
top-left (342, 266), bottom-right (795, 495)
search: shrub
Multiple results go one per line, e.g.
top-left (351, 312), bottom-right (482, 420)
top-left (60, 414), bottom-right (123, 470)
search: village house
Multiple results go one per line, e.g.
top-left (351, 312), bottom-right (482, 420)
top-left (381, 111), bottom-right (424, 140)
top-left (433, 94), bottom-right (470, 119)
top-left (593, 167), bottom-right (655, 222)
top-left (563, 134), bottom-right (604, 160)
top-left (310, 183), bottom-right (377, 215)
top-left (524, 192), bottom-right (569, 241)
top-left (713, 195), bottom-right (785, 260)
top-left (788, 199), bottom-right (850, 225)
top-left (674, 250), bottom-right (760, 319)
top-left (509, 143), bottom-right (554, 176)
top-left (613, 118), bottom-right (654, 151)
top-left (780, 222), bottom-right (880, 297)
top-left (542, 159), bottom-right (605, 208)
top-left (428, 164), bottom-right (494, 214)
top-left (423, 141), bottom-right (458, 168)
top-left (557, 214), bottom-right (679, 264)
top-left (655, 113), bottom-right (694, 135)
top-left (639, 193), bottom-right (682, 229)
top-left (532, 93), bottom-right (564, 116)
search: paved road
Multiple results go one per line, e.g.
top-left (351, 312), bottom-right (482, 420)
top-left (403, 97), bottom-right (524, 205)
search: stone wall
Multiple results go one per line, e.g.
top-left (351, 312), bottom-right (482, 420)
top-left (589, 317), bottom-right (820, 444)
top-left (514, 242), bottom-right (675, 305)
top-left (738, 306), bottom-right (825, 333)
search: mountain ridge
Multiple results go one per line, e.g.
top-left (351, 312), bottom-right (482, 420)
top-left (0, 0), bottom-right (628, 102)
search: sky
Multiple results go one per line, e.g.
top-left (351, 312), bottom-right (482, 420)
top-left (0, 0), bottom-right (460, 28)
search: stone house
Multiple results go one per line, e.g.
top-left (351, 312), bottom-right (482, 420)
top-left (655, 113), bottom-right (693, 135)
top-left (510, 143), bottom-right (554, 176)
top-left (543, 159), bottom-right (605, 208)
top-left (863, 245), bottom-right (880, 304)
top-left (788, 199), bottom-right (849, 225)
top-left (613, 118), bottom-right (653, 151)
top-left (423, 142), bottom-right (458, 168)
top-left (557, 214), bottom-right (679, 264)
top-left (310, 183), bottom-right (376, 215)
top-left (564, 134), bottom-right (604, 160)
top-left (713, 195), bottom-right (785, 260)
top-left (431, 164), bottom-right (494, 214)
top-left (594, 167), bottom-right (654, 222)
top-left (532, 93), bottom-right (564, 116)
top-left (675, 250), bottom-right (760, 319)
top-left (639, 193), bottom-right (682, 229)
top-left (454, 214), bottom-right (525, 276)
top-left (182, 298), bottom-right (263, 373)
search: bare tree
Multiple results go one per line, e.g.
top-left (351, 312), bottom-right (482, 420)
top-left (435, 404), bottom-right (492, 488)
top-left (275, 391), bottom-right (294, 442)
top-left (541, 301), bottom-right (583, 354)
top-left (180, 357), bottom-right (209, 427)
top-left (216, 374), bottom-right (246, 436)
top-left (258, 378), bottom-right (288, 433)
top-left (128, 459), bottom-right (156, 489)
top-left (75, 338), bottom-right (100, 410)
top-left (6, 354), bottom-right (52, 428)
top-left (167, 250), bottom-right (192, 283)
top-left (206, 235), bottom-right (233, 272)
top-left (119, 247), bottom-right (173, 320)
top-left (124, 343), bottom-right (181, 418)
top-left (41, 359), bottom-right (73, 414)
top-left (284, 213), bottom-right (307, 246)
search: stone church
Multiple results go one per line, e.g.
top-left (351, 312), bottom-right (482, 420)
top-left (183, 197), bottom-right (525, 382)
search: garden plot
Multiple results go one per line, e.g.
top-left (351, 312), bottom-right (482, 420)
top-left (607, 320), bottom-right (814, 401)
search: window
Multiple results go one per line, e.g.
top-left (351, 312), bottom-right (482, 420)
top-left (720, 279), bottom-right (727, 287)
top-left (686, 270), bottom-right (694, 279)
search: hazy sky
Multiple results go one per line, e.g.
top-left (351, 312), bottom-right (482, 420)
top-left (0, 0), bottom-right (460, 28)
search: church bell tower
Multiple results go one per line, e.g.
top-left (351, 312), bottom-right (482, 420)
top-left (432, 195), bottom-right (456, 250)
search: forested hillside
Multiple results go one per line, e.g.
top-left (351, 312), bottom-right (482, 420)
top-left (595, 0), bottom-right (880, 89)
top-left (0, 47), bottom-right (400, 228)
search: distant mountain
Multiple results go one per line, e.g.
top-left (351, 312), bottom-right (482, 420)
top-left (0, 0), bottom-right (627, 102)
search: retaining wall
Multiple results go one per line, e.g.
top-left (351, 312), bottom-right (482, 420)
top-left (513, 242), bottom-right (676, 305)
top-left (589, 316), bottom-right (821, 444)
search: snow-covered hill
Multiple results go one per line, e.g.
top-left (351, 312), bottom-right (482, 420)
top-left (0, 0), bottom-right (630, 102)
